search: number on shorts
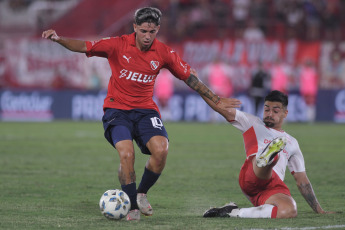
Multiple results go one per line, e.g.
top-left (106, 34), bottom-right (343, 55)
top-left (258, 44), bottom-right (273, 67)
top-left (150, 117), bottom-right (163, 130)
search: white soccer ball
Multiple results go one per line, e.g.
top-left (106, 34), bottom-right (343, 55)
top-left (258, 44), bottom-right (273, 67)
top-left (99, 189), bottom-right (131, 220)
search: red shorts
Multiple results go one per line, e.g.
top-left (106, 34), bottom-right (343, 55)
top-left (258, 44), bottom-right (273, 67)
top-left (239, 156), bottom-right (291, 207)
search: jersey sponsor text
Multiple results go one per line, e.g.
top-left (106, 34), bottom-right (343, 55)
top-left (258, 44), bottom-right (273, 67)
top-left (119, 69), bottom-right (156, 83)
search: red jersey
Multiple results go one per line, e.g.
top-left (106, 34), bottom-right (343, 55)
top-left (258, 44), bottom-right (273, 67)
top-left (85, 33), bottom-right (191, 112)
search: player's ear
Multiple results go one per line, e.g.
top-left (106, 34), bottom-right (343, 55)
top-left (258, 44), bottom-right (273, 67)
top-left (133, 23), bottom-right (137, 33)
top-left (283, 108), bottom-right (288, 118)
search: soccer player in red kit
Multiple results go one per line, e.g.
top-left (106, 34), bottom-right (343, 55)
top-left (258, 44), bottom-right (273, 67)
top-left (202, 90), bottom-right (333, 219)
top-left (42, 7), bottom-right (241, 221)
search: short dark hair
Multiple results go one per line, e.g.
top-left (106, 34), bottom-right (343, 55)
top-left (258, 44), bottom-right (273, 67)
top-left (134, 7), bottom-right (162, 26)
top-left (264, 90), bottom-right (288, 108)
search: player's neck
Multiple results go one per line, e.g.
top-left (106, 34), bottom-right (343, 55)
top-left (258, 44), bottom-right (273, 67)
top-left (272, 126), bottom-right (284, 132)
top-left (135, 41), bottom-right (151, 52)
top-left (137, 45), bottom-right (148, 51)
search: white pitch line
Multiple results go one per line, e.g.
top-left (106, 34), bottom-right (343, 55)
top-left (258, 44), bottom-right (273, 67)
top-left (243, 225), bottom-right (345, 230)
top-left (281, 226), bottom-right (345, 230)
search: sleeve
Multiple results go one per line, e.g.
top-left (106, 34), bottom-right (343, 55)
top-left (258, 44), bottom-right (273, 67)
top-left (287, 139), bottom-right (306, 174)
top-left (85, 37), bottom-right (118, 58)
top-left (161, 45), bottom-right (190, 81)
top-left (230, 109), bottom-right (262, 133)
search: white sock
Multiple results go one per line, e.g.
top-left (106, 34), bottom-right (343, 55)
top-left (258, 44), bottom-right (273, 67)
top-left (230, 204), bottom-right (276, 218)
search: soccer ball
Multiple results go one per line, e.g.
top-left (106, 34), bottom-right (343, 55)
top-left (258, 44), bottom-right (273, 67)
top-left (99, 189), bottom-right (131, 220)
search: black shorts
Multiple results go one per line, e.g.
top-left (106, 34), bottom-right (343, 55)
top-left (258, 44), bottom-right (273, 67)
top-left (102, 108), bottom-right (168, 155)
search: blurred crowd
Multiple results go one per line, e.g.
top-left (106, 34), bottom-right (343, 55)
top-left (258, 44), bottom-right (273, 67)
top-left (149, 0), bottom-right (345, 42)
top-left (1, 0), bottom-right (344, 42)
top-left (158, 56), bottom-right (322, 121)
top-left (0, 0), bottom-right (344, 101)
top-left (0, 0), bottom-right (79, 36)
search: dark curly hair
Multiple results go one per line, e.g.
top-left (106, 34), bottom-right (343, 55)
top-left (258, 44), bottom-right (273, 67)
top-left (265, 90), bottom-right (288, 108)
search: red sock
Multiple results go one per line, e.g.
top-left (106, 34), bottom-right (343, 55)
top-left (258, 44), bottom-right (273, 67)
top-left (271, 206), bottom-right (278, 218)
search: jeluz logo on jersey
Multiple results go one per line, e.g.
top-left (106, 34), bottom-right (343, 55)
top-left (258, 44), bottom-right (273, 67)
top-left (119, 69), bottom-right (156, 83)
top-left (150, 61), bottom-right (159, 70)
top-left (151, 117), bottom-right (163, 130)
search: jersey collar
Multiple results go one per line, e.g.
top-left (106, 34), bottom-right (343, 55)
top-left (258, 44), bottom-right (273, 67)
top-left (265, 125), bottom-right (285, 133)
top-left (129, 32), bottom-right (157, 51)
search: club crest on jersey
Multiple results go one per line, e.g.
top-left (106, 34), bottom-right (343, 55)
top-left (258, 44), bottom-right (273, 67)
top-left (150, 61), bottom-right (159, 70)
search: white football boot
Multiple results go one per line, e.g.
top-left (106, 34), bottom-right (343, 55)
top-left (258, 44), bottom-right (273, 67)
top-left (126, 209), bottom-right (140, 221)
top-left (256, 136), bottom-right (287, 167)
top-left (137, 193), bottom-right (153, 216)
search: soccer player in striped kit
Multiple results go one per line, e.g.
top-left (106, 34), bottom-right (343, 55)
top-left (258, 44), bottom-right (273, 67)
top-left (42, 7), bottom-right (241, 220)
top-left (203, 90), bottom-right (332, 218)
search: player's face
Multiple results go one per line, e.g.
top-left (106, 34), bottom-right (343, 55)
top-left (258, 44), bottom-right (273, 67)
top-left (134, 22), bottom-right (160, 51)
top-left (263, 101), bottom-right (288, 130)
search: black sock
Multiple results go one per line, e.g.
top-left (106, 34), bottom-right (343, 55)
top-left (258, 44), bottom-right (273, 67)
top-left (121, 183), bottom-right (138, 210)
top-left (137, 167), bottom-right (161, 194)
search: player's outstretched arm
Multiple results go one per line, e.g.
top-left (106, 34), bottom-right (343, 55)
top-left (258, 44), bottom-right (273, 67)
top-left (42, 29), bottom-right (87, 53)
top-left (293, 172), bottom-right (334, 214)
top-left (184, 69), bottom-right (240, 121)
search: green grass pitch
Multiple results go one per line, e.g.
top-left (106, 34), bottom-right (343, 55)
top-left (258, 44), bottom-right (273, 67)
top-left (0, 121), bottom-right (344, 229)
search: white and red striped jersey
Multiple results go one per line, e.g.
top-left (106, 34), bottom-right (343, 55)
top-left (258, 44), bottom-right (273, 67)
top-left (230, 110), bottom-right (306, 181)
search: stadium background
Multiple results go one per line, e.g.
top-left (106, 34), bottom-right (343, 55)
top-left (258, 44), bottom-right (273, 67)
top-left (0, 0), bottom-right (345, 123)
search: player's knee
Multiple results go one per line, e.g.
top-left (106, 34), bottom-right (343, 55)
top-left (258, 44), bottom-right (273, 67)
top-left (151, 146), bottom-right (168, 169)
top-left (277, 205), bottom-right (297, 218)
top-left (153, 146), bottom-right (168, 162)
top-left (118, 150), bottom-right (135, 165)
top-left (152, 140), bottom-right (168, 156)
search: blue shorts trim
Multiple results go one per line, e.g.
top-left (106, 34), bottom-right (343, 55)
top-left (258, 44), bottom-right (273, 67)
top-left (102, 108), bottom-right (168, 155)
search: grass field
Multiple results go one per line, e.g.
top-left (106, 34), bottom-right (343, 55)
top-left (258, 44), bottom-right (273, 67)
top-left (1, 121), bottom-right (344, 230)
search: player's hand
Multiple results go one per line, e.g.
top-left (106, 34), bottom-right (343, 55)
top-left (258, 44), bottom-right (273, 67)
top-left (42, 29), bottom-right (60, 42)
top-left (214, 98), bottom-right (240, 122)
top-left (218, 97), bottom-right (242, 109)
top-left (216, 98), bottom-right (241, 122)
top-left (189, 68), bottom-right (241, 109)
top-left (320, 210), bottom-right (337, 214)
